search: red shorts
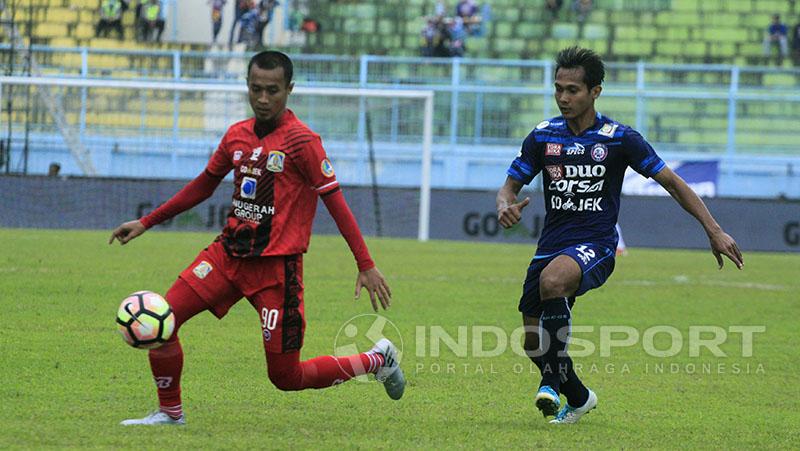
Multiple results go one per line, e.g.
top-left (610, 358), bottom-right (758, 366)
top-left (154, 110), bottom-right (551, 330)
top-left (177, 240), bottom-right (305, 353)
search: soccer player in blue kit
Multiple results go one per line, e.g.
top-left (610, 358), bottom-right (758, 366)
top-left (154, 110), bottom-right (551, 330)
top-left (496, 47), bottom-right (744, 424)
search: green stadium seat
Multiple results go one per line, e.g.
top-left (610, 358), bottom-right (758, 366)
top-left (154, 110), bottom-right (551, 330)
top-left (552, 24), bottom-right (579, 40)
top-left (583, 24), bottom-right (609, 40)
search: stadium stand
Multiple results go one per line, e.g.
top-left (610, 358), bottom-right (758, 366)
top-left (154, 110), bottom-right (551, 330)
top-left (302, 0), bottom-right (797, 66)
top-left (1, 0), bottom-right (799, 183)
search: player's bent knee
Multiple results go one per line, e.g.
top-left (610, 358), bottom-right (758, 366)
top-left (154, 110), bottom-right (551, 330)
top-left (539, 272), bottom-right (573, 298)
top-left (267, 367), bottom-right (304, 391)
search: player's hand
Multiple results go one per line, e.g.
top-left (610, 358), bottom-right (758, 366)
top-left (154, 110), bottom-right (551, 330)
top-left (497, 197), bottom-right (530, 228)
top-left (708, 230), bottom-right (743, 270)
top-left (109, 220), bottom-right (146, 245)
top-left (355, 267), bottom-right (392, 311)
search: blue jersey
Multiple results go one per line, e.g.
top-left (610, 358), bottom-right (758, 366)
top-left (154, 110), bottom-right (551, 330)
top-left (507, 113), bottom-right (665, 255)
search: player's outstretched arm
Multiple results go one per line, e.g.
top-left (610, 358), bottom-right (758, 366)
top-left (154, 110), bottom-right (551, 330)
top-left (355, 267), bottom-right (392, 312)
top-left (109, 220), bottom-right (146, 245)
top-left (108, 170), bottom-right (223, 246)
top-left (496, 176), bottom-right (530, 229)
top-left (653, 166), bottom-right (743, 270)
top-left (321, 189), bottom-right (392, 311)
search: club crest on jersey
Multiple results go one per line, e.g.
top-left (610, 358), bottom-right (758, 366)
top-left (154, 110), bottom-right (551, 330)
top-left (545, 165), bottom-right (564, 181)
top-left (536, 120), bottom-right (550, 130)
top-left (591, 143), bottom-right (608, 162)
top-left (233, 150), bottom-right (243, 161)
top-left (545, 143), bottom-right (562, 156)
top-left (192, 261), bottom-right (213, 279)
top-left (241, 176), bottom-right (257, 199)
top-left (321, 158), bottom-right (335, 177)
top-left (266, 150), bottom-right (285, 172)
top-left (598, 123), bottom-right (618, 137)
top-left (250, 147), bottom-right (263, 161)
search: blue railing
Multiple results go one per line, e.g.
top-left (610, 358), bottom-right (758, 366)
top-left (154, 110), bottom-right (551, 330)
top-left (2, 45), bottom-right (799, 197)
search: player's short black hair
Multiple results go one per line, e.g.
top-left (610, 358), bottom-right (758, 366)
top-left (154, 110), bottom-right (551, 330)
top-left (555, 46), bottom-right (605, 90)
top-left (247, 50), bottom-right (293, 86)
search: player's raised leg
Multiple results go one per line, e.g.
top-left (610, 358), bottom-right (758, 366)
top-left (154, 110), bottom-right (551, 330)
top-left (264, 339), bottom-right (404, 399)
top-left (121, 278), bottom-right (209, 426)
top-left (251, 264), bottom-right (405, 399)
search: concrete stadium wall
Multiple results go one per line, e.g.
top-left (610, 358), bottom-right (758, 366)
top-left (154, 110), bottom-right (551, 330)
top-left (1, 175), bottom-right (798, 252)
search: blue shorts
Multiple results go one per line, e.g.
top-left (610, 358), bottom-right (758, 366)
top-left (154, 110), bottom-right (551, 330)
top-left (518, 243), bottom-right (616, 318)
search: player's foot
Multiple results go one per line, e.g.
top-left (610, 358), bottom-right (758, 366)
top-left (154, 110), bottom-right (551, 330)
top-left (120, 410), bottom-right (186, 426)
top-left (371, 338), bottom-right (405, 400)
top-left (549, 389), bottom-right (598, 424)
top-left (535, 385), bottom-right (561, 417)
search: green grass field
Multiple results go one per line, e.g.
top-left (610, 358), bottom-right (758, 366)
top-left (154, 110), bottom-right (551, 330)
top-left (1, 228), bottom-right (798, 449)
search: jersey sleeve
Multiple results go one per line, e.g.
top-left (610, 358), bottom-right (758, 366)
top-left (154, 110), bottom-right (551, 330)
top-left (297, 136), bottom-right (340, 196)
top-left (205, 133), bottom-right (235, 178)
top-left (506, 132), bottom-right (541, 185)
top-left (622, 128), bottom-right (666, 178)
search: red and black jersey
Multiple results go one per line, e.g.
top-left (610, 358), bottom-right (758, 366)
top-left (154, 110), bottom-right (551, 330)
top-left (206, 109), bottom-right (340, 258)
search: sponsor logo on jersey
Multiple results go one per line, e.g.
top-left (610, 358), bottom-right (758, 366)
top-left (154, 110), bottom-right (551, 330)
top-left (266, 150), bottom-right (285, 172)
top-left (233, 150), bottom-right (243, 161)
top-left (536, 120), bottom-right (550, 130)
top-left (549, 179), bottom-right (605, 194)
top-left (240, 166), bottom-right (262, 176)
top-left (263, 329), bottom-right (272, 342)
top-left (591, 143), bottom-right (608, 162)
top-left (321, 158), bottom-right (335, 177)
top-left (545, 165), bottom-right (564, 181)
top-left (550, 195), bottom-right (603, 212)
top-left (598, 123), bottom-right (618, 137)
top-left (241, 176), bottom-right (257, 199)
top-left (545, 143), bottom-right (562, 156)
top-left (565, 142), bottom-right (585, 156)
top-left (250, 147), bottom-right (263, 161)
top-left (233, 199), bottom-right (275, 223)
top-left (192, 261), bottom-right (213, 279)
top-left (564, 164), bottom-right (606, 178)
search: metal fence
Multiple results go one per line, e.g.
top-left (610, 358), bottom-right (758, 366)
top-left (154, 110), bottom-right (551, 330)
top-left (5, 45), bottom-right (800, 155)
top-left (2, 46), bottom-right (799, 197)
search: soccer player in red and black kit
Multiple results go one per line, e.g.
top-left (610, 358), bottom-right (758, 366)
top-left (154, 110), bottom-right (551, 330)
top-left (110, 51), bottom-right (404, 426)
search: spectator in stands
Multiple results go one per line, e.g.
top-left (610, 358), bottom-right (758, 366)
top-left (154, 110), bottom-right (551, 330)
top-left (229, 0), bottom-right (254, 50)
top-left (792, 18), bottom-right (800, 65)
top-left (449, 16), bottom-right (467, 56)
top-left (238, 4), bottom-right (261, 49)
top-left (763, 14), bottom-right (789, 65)
top-left (455, 0), bottom-right (481, 35)
top-left (209, 0), bottom-right (227, 44)
top-left (255, 0), bottom-right (280, 49)
top-left (95, 0), bottom-right (124, 40)
top-left (421, 18), bottom-right (438, 57)
top-left (155, 0), bottom-right (169, 42)
top-left (544, 0), bottom-right (563, 21)
top-left (572, 0), bottom-right (593, 24)
top-left (434, 0), bottom-right (447, 19)
top-left (137, 0), bottom-right (164, 42)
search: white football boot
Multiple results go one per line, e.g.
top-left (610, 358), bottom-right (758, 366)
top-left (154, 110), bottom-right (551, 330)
top-left (549, 389), bottom-right (598, 424)
top-left (120, 410), bottom-right (186, 426)
top-left (371, 338), bottom-right (406, 400)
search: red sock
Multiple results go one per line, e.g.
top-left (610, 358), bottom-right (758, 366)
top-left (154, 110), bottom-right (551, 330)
top-left (149, 336), bottom-right (184, 419)
top-left (146, 278), bottom-right (208, 419)
top-left (267, 351), bottom-right (385, 390)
